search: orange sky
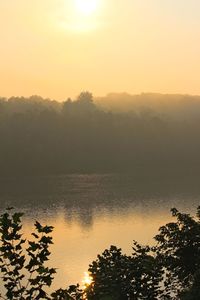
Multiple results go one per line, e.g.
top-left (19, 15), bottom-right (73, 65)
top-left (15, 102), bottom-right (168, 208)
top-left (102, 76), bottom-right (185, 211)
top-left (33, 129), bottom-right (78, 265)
top-left (1, 0), bottom-right (200, 100)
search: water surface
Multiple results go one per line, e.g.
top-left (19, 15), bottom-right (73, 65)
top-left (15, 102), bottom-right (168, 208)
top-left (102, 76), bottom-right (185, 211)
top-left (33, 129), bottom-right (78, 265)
top-left (0, 173), bottom-right (199, 291)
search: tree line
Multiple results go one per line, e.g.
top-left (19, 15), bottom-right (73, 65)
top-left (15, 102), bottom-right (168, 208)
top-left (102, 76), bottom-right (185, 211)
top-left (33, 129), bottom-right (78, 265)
top-left (0, 92), bottom-right (200, 176)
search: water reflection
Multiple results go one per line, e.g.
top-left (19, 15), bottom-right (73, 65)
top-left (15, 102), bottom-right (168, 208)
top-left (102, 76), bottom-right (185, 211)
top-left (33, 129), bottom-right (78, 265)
top-left (82, 272), bottom-right (93, 288)
top-left (0, 173), bottom-right (199, 289)
top-left (0, 173), bottom-right (199, 223)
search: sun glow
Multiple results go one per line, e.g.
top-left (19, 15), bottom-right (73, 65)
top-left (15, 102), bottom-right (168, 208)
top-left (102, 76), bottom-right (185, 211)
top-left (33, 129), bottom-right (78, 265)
top-left (82, 272), bottom-right (93, 288)
top-left (75, 0), bottom-right (99, 16)
top-left (61, 0), bottom-right (102, 33)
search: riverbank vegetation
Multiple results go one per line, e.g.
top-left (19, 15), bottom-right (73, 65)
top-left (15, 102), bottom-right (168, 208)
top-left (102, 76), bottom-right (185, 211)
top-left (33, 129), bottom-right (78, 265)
top-left (1, 92), bottom-right (200, 176)
top-left (0, 207), bottom-right (200, 299)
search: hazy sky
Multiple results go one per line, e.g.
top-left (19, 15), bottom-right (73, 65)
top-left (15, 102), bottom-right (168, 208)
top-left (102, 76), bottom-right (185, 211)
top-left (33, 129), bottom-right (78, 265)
top-left (1, 0), bottom-right (200, 100)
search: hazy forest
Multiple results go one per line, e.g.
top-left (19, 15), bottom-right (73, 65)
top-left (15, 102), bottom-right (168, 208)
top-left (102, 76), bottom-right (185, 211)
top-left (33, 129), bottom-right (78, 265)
top-left (0, 92), bottom-right (200, 176)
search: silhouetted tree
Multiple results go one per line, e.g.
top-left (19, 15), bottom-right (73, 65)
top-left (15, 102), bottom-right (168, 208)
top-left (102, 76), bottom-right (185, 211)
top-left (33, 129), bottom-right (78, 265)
top-left (155, 207), bottom-right (200, 298)
top-left (2, 207), bottom-right (200, 299)
top-left (86, 244), bottom-right (163, 300)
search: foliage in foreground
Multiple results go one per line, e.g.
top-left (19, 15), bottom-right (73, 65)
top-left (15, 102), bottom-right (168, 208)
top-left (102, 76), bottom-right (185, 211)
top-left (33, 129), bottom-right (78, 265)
top-left (1, 207), bottom-right (200, 299)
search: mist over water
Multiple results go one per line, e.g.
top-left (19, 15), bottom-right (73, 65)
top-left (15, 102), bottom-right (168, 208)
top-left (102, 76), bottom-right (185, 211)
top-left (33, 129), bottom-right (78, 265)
top-left (1, 92), bottom-right (200, 292)
top-left (1, 0), bottom-right (200, 296)
top-left (0, 173), bottom-right (199, 290)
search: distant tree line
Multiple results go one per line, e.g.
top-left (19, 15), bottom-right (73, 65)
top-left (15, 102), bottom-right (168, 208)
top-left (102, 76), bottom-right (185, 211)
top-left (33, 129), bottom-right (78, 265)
top-left (0, 92), bottom-right (200, 176)
top-left (1, 207), bottom-right (200, 299)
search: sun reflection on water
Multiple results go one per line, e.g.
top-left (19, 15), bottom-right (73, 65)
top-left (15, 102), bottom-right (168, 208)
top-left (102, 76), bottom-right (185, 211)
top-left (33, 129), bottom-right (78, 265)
top-left (82, 271), bottom-right (93, 288)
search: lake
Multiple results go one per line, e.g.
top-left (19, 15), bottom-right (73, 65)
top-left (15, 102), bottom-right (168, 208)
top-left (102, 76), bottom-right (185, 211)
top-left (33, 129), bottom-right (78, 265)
top-left (0, 173), bottom-right (199, 292)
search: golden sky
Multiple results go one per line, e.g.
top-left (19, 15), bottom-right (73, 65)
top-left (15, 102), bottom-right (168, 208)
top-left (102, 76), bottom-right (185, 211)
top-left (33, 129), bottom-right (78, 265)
top-left (1, 0), bottom-right (200, 100)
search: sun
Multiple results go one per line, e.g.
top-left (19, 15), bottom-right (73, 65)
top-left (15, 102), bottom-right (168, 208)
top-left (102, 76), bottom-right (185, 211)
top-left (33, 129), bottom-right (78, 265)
top-left (60, 0), bottom-right (102, 32)
top-left (75, 0), bottom-right (99, 16)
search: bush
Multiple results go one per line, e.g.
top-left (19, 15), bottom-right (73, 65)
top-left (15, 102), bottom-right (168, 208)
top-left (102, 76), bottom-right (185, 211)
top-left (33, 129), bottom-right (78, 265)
top-left (85, 243), bottom-right (163, 300)
top-left (155, 207), bottom-right (200, 298)
top-left (1, 207), bottom-right (200, 299)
